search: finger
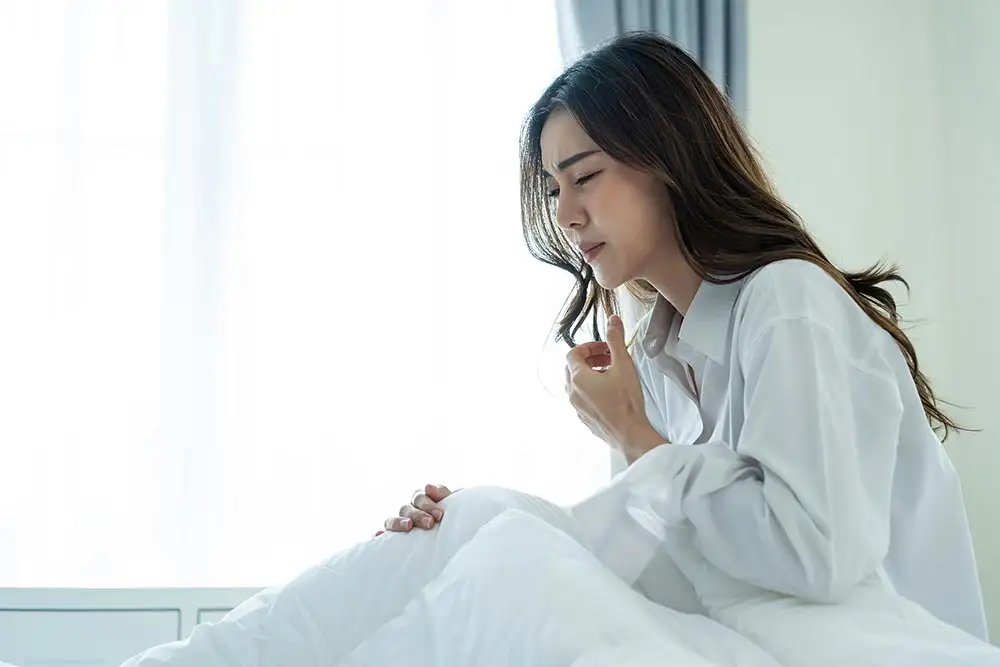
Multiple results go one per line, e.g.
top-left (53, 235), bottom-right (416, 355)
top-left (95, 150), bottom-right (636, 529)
top-left (410, 490), bottom-right (444, 522)
top-left (401, 502), bottom-right (436, 528)
top-left (424, 483), bottom-right (452, 503)
top-left (415, 490), bottom-right (446, 521)
top-left (566, 343), bottom-right (610, 372)
top-left (384, 516), bottom-right (413, 532)
top-left (585, 352), bottom-right (612, 369)
top-left (567, 342), bottom-right (610, 369)
top-left (607, 315), bottom-right (629, 364)
top-left (578, 340), bottom-right (611, 355)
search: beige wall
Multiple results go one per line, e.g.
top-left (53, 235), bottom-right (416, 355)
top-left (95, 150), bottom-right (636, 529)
top-left (747, 0), bottom-right (1000, 640)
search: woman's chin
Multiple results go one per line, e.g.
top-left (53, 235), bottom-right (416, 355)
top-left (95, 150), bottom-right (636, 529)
top-left (593, 268), bottom-right (626, 291)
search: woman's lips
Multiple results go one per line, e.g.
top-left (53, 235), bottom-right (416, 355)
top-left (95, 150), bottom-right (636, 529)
top-left (582, 242), bottom-right (605, 263)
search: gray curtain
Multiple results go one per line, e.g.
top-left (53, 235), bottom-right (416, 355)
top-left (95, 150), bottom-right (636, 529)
top-left (555, 0), bottom-right (746, 118)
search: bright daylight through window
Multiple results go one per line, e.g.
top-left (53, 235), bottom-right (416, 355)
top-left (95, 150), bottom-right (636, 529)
top-left (0, 0), bottom-right (610, 587)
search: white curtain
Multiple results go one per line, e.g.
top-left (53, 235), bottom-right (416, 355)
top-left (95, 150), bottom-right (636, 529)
top-left (0, 0), bottom-right (609, 588)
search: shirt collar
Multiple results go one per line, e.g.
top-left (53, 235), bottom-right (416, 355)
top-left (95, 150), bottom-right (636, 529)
top-left (640, 278), bottom-right (745, 365)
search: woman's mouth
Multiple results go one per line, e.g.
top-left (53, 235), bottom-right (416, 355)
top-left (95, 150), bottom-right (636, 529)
top-left (581, 242), bottom-right (605, 263)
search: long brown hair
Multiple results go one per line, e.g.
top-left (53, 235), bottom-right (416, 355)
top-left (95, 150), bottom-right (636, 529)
top-left (519, 32), bottom-right (962, 440)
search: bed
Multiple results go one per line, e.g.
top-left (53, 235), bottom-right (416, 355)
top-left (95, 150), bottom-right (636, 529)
top-left (2, 487), bottom-right (997, 666)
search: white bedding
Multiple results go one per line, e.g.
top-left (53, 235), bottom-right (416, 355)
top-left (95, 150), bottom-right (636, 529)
top-left (10, 485), bottom-right (997, 666)
top-left (333, 510), bottom-right (778, 666)
top-left (117, 487), bottom-right (780, 667)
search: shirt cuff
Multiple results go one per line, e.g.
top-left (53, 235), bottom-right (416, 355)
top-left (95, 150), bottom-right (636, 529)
top-left (623, 442), bottom-right (752, 541)
top-left (568, 469), bottom-right (661, 585)
top-left (569, 442), bottom-right (752, 585)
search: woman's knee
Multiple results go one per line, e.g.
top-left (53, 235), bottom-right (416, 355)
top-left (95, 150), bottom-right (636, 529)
top-left (439, 486), bottom-right (572, 536)
top-left (440, 486), bottom-right (528, 522)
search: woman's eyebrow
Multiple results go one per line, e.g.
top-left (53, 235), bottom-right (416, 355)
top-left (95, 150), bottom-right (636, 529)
top-left (542, 150), bottom-right (599, 178)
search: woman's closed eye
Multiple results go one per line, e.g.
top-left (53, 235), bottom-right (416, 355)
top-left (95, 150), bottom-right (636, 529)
top-left (546, 171), bottom-right (602, 199)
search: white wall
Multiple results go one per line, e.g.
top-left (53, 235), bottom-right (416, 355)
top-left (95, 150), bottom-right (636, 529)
top-left (747, 0), bottom-right (1000, 640)
top-left (934, 0), bottom-right (1000, 641)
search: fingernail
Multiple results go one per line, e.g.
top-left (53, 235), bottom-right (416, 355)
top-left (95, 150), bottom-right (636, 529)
top-left (431, 509), bottom-right (443, 522)
top-left (402, 518), bottom-right (412, 529)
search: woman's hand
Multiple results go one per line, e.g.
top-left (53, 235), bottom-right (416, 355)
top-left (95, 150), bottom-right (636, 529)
top-left (375, 484), bottom-right (452, 537)
top-left (565, 315), bottom-right (665, 462)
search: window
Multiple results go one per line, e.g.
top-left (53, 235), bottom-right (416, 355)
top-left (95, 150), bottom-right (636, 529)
top-left (0, 0), bottom-right (609, 587)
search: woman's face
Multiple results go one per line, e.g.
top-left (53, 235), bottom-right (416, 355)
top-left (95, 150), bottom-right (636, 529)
top-left (540, 108), bottom-right (681, 291)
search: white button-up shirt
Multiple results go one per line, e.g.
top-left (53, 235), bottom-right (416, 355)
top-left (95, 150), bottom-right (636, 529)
top-left (570, 259), bottom-right (989, 641)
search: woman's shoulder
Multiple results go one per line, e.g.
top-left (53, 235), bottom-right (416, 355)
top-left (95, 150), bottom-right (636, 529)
top-left (742, 257), bottom-right (840, 299)
top-left (738, 259), bottom-right (852, 316)
top-left (734, 259), bottom-right (880, 343)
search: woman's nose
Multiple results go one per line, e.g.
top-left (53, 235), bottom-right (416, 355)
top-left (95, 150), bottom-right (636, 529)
top-left (555, 197), bottom-right (586, 230)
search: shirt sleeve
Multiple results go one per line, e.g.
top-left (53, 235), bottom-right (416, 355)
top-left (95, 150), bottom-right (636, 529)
top-left (564, 343), bottom-right (672, 585)
top-left (583, 316), bottom-right (905, 602)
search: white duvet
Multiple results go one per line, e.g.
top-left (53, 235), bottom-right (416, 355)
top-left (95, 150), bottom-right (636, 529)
top-left (119, 487), bottom-right (779, 666)
top-left (105, 486), bottom-right (999, 666)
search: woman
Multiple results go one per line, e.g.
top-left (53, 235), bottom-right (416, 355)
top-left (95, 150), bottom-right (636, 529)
top-left (120, 32), bottom-right (996, 667)
top-left (384, 31), bottom-right (999, 665)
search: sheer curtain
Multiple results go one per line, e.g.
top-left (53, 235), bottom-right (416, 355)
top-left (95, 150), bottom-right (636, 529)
top-left (0, 0), bottom-right (609, 588)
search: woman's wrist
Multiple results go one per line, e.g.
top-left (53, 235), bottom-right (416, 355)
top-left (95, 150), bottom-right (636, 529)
top-left (621, 421), bottom-right (667, 465)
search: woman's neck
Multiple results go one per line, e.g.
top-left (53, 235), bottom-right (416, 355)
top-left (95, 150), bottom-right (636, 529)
top-left (647, 263), bottom-right (702, 316)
